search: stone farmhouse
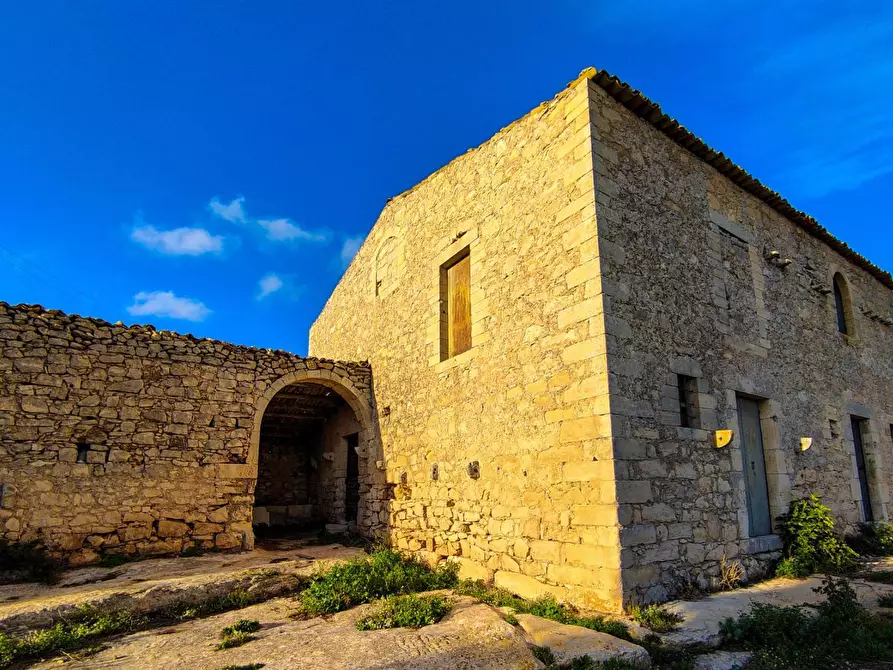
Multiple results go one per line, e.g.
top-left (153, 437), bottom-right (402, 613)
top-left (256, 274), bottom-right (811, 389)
top-left (1, 68), bottom-right (892, 612)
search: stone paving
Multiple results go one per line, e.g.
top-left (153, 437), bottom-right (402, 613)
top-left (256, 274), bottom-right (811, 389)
top-left (661, 559), bottom-right (893, 647)
top-left (0, 539), bottom-right (364, 633)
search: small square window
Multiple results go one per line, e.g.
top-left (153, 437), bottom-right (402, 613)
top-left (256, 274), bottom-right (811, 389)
top-left (677, 375), bottom-right (701, 429)
top-left (76, 444), bottom-right (90, 463)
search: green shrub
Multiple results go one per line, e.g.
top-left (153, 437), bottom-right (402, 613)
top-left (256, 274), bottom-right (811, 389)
top-left (453, 580), bottom-right (630, 640)
top-left (355, 594), bottom-right (451, 630)
top-left (221, 619), bottom-right (261, 637)
top-left (720, 576), bottom-right (893, 669)
top-left (848, 521), bottom-right (893, 556)
top-left (504, 613), bottom-right (519, 626)
top-left (0, 539), bottom-right (61, 585)
top-left (776, 495), bottom-right (857, 577)
top-left (300, 549), bottom-right (458, 615)
top-left (628, 604), bottom-right (684, 633)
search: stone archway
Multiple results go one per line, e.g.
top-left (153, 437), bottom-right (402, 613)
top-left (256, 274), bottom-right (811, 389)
top-left (248, 369), bottom-right (379, 540)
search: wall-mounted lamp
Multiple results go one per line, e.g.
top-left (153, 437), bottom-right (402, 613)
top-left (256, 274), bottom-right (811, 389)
top-left (800, 437), bottom-right (813, 452)
top-left (715, 430), bottom-right (734, 448)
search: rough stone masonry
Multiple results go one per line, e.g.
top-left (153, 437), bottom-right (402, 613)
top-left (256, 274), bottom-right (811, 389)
top-left (0, 303), bottom-right (377, 565)
top-left (310, 68), bottom-right (893, 609)
top-left (2, 67), bottom-right (892, 612)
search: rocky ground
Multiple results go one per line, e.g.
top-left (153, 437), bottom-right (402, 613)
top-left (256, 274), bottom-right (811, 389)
top-left (6, 549), bottom-right (893, 669)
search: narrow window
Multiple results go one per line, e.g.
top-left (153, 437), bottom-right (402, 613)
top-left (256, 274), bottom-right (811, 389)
top-left (677, 375), bottom-right (701, 429)
top-left (440, 249), bottom-right (472, 360)
top-left (833, 273), bottom-right (851, 334)
top-left (76, 444), bottom-right (90, 463)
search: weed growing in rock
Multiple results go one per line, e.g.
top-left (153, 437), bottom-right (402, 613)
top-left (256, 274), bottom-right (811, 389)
top-left (847, 521), bottom-right (893, 556)
top-left (221, 619), bottom-right (261, 637)
top-left (776, 494), bottom-right (857, 578)
top-left (532, 646), bottom-right (556, 665)
top-left (0, 607), bottom-right (146, 667)
top-left (865, 570), bottom-right (893, 584)
top-left (453, 580), bottom-right (630, 640)
top-left (0, 539), bottom-right (61, 585)
top-left (216, 630), bottom-right (255, 650)
top-left (719, 554), bottom-right (744, 591)
top-left (216, 619), bottom-right (261, 650)
top-left (720, 576), bottom-right (893, 669)
top-left (168, 589), bottom-right (257, 620)
top-left (355, 594), bottom-right (451, 630)
top-left (504, 613), bottom-right (519, 626)
top-left (878, 594), bottom-right (893, 608)
top-left (628, 604), bottom-right (684, 633)
top-left (300, 549), bottom-right (458, 615)
top-left (222, 665), bottom-right (265, 670)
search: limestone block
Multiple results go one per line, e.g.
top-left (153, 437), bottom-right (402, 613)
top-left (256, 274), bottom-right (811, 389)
top-left (158, 519), bottom-right (190, 538)
top-left (450, 557), bottom-right (493, 582)
top-left (494, 570), bottom-right (568, 602)
top-left (119, 524), bottom-right (152, 542)
top-left (214, 532), bottom-right (242, 549)
top-left (208, 505), bottom-right (229, 523)
top-left (516, 614), bottom-right (649, 667)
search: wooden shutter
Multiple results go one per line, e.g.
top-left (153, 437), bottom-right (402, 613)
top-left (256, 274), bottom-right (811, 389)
top-left (447, 253), bottom-right (472, 357)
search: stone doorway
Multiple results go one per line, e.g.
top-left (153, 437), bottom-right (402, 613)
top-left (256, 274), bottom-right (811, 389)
top-left (253, 381), bottom-right (365, 532)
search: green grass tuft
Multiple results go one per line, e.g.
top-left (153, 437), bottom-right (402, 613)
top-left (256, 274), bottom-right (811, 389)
top-left (0, 607), bottom-right (146, 667)
top-left (865, 570), bottom-right (893, 584)
top-left (215, 630), bottom-right (256, 650)
top-left (300, 548), bottom-right (458, 615)
top-left (878, 594), bottom-right (893, 608)
top-left (355, 594), bottom-right (451, 630)
top-left (532, 645), bottom-right (556, 665)
top-left (628, 604), bottom-right (684, 633)
top-left (221, 619), bottom-right (261, 637)
top-left (453, 580), bottom-right (630, 640)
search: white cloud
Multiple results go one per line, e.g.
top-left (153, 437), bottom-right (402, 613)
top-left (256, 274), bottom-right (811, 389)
top-left (340, 236), bottom-right (364, 268)
top-left (131, 225), bottom-right (223, 256)
top-left (208, 196), bottom-right (246, 223)
top-left (127, 291), bottom-right (211, 322)
top-left (257, 218), bottom-right (329, 243)
top-left (208, 195), bottom-right (328, 244)
top-left (257, 272), bottom-right (284, 299)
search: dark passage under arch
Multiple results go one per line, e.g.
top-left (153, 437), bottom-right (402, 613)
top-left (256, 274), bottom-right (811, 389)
top-left (253, 381), bottom-right (363, 532)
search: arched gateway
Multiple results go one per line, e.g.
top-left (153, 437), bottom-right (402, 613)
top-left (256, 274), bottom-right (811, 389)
top-left (248, 368), bottom-right (379, 539)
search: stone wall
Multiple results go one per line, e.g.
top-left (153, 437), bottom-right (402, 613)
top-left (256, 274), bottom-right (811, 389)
top-left (310, 77), bottom-right (625, 610)
top-left (0, 302), bottom-right (374, 564)
top-left (254, 427), bottom-right (316, 507)
top-left (587, 78), bottom-right (893, 603)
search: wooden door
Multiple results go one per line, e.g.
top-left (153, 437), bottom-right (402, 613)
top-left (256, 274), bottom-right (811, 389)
top-left (737, 396), bottom-right (772, 536)
top-left (851, 418), bottom-right (873, 522)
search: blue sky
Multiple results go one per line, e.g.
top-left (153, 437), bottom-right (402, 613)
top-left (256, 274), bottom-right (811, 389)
top-left (1, 1), bottom-right (891, 354)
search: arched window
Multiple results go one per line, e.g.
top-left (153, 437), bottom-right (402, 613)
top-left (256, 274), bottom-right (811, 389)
top-left (833, 273), bottom-right (852, 335)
